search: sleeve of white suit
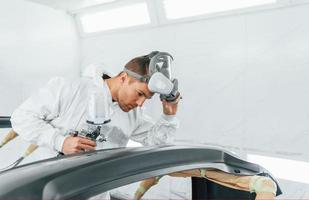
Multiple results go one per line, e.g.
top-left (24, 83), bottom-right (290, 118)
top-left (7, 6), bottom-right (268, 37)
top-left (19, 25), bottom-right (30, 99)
top-left (10, 77), bottom-right (67, 152)
top-left (130, 109), bottom-right (179, 146)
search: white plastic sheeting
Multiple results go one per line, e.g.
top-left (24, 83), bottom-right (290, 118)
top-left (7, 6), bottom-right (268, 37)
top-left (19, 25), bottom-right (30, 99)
top-left (0, 0), bottom-right (80, 115)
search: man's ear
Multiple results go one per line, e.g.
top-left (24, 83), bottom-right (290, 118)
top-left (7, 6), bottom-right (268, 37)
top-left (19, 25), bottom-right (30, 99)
top-left (119, 71), bottom-right (128, 83)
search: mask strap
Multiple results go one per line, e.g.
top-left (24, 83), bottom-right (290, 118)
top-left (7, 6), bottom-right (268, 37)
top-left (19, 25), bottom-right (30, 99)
top-left (123, 68), bottom-right (149, 83)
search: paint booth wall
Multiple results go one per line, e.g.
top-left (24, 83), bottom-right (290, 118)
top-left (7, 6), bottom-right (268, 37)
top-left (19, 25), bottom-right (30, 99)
top-left (0, 0), bottom-right (80, 116)
top-left (81, 4), bottom-right (309, 161)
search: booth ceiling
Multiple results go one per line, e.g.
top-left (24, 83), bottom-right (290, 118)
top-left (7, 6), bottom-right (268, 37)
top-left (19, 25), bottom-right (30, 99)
top-left (26, 0), bottom-right (116, 12)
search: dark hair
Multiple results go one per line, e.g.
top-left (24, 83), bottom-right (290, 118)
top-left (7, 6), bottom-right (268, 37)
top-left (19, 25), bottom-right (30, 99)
top-left (124, 51), bottom-right (159, 76)
top-left (124, 55), bottom-right (150, 76)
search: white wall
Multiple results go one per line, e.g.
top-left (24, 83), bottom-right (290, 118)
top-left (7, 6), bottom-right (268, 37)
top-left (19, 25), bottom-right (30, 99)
top-left (0, 0), bottom-right (80, 115)
top-left (81, 4), bottom-right (309, 162)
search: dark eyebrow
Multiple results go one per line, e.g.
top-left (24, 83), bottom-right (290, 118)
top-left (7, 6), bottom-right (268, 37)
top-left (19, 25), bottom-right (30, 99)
top-left (137, 89), bottom-right (152, 99)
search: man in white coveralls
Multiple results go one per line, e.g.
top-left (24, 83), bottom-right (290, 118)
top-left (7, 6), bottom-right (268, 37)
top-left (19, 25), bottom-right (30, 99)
top-left (10, 51), bottom-right (181, 161)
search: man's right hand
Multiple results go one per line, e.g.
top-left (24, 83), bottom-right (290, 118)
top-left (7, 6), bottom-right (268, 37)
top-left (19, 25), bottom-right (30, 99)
top-left (61, 135), bottom-right (97, 155)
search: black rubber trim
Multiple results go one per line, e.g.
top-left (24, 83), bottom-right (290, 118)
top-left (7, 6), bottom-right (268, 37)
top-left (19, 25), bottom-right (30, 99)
top-left (0, 116), bottom-right (11, 128)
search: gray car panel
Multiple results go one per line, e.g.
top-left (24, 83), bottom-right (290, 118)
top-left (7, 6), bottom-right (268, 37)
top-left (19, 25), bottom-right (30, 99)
top-left (0, 145), bottom-right (282, 199)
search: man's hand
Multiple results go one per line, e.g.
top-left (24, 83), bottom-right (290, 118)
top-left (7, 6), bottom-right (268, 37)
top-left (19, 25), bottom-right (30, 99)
top-left (61, 135), bottom-right (97, 155)
top-left (162, 93), bottom-right (181, 115)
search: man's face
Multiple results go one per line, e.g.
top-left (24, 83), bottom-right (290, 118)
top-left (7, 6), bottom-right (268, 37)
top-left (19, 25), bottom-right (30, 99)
top-left (117, 75), bottom-right (154, 112)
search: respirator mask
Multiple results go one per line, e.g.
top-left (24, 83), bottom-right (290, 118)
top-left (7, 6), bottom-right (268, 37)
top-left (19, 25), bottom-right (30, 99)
top-left (123, 51), bottom-right (180, 102)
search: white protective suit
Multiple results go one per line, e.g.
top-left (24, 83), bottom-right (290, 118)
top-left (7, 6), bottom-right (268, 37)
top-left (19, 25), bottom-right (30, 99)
top-left (10, 75), bottom-right (179, 162)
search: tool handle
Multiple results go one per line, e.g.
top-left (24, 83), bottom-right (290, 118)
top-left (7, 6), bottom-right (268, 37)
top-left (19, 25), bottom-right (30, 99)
top-left (23, 144), bottom-right (38, 157)
top-left (0, 129), bottom-right (18, 147)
